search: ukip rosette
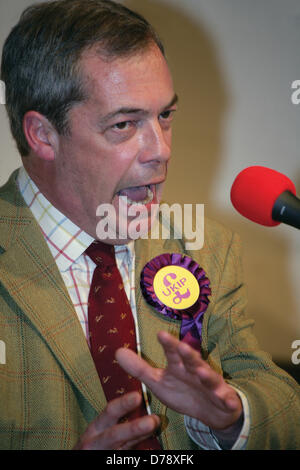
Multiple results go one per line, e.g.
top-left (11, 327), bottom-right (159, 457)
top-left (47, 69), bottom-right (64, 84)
top-left (140, 253), bottom-right (211, 351)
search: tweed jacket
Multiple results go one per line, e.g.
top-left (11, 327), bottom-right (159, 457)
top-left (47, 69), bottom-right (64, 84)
top-left (0, 171), bottom-right (299, 450)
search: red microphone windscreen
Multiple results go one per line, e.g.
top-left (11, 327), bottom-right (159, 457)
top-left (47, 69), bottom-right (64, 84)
top-left (230, 166), bottom-right (297, 226)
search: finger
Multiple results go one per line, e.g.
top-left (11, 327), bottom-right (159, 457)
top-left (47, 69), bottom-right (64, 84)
top-left (117, 415), bottom-right (161, 450)
top-left (176, 343), bottom-right (220, 388)
top-left (195, 364), bottom-right (221, 389)
top-left (195, 370), bottom-right (241, 415)
top-left (174, 337), bottom-right (209, 372)
top-left (175, 340), bottom-right (235, 406)
top-left (90, 392), bottom-right (142, 436)
top-left (88, 414), bottom-right (160, 450)
top-left (115, 347), bottom-right (159, 384)
top-left (156, 331), bottom-right (185, 367)
top-left (157, 330), bottom-right (182, 350)
top-left (158, 331), bottom-right (208, 370)
top-left (223, 390), bottom-right (243, 412)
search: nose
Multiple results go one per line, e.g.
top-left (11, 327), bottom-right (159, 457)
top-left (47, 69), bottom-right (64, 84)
top-left (139, 119), bottom-right (171, 166)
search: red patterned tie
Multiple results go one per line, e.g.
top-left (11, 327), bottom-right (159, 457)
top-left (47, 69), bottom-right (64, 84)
top-left (85, 240), bottom-right (161, 450)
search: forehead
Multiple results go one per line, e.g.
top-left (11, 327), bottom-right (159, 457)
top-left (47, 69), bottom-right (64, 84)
top-left (78, 44), bottom-right (174, 113)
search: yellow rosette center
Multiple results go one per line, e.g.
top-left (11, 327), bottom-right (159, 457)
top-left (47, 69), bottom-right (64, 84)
top-left (153, 265), bottom-right (200, 310)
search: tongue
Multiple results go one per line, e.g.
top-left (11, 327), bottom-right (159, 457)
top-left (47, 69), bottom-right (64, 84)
top-left (118, 186), bottom-right (148, 202)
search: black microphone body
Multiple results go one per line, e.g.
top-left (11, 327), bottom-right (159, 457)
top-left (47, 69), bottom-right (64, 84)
top-left (231, 166), bottom-right (300, 230)
top-left (272, 191), bottom-right (300, 230)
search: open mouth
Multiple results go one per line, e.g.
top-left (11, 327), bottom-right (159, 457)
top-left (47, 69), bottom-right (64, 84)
top-left (117, 184), bottom-right (155, 206)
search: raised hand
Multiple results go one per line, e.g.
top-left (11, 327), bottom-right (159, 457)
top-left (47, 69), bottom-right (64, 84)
top-left (116, 330), bottom-right (243, 431)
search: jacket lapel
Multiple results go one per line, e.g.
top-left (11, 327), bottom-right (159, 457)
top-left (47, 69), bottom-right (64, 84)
top-left (0, 172), bottom-right (106, 414)
top-left (135, 235), bottom-right (182, 445)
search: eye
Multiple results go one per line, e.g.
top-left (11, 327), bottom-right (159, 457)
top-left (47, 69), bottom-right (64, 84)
top-left (159, 110), bottom-right (173, 120)
top-left (112, 121), bottom-right (133, 131)
top-left (104, 119), bottom-right (137, 144)
top-left (159, 109), bottom-right (176, 129)
top-left (159, 108), bottom-right (177, 123)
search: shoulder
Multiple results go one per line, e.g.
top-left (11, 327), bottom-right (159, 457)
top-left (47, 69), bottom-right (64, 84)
top-left (0, 169), bottom-right (25, 208)
top-left (0, 169), bottom-right (33, 250)
top-left (136, 205), bottom-right (240, 277)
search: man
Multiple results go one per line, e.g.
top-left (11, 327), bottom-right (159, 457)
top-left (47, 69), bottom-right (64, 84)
top-left (0, 0), bottom-right (299, 450)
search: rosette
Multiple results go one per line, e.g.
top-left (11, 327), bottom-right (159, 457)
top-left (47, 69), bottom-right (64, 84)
top-left (140, 253), bottom-right (211, 351)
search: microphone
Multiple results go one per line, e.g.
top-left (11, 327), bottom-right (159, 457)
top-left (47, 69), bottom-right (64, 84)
top-left (230, 166), bottom-right (300, 229)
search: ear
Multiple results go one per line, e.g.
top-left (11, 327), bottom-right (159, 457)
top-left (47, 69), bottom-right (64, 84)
top-left (23, 111), bottom-right (58, 161)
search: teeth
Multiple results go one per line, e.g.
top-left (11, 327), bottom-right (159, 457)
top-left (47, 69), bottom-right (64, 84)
top-left (119, 186), bottom-right (154, 206)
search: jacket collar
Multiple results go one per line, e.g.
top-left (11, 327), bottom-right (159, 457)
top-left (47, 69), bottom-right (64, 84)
top-left (0, 171), bottom-right (106, 413)
top-left (0, 171), bottom-right (182, 441)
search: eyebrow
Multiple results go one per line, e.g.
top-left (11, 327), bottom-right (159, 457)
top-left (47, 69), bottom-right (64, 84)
top-left (98, 93), bottom-right (179, 126)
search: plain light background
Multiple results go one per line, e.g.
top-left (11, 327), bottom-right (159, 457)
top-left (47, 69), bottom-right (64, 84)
top-left (0, 0), bottom-right (300, 362)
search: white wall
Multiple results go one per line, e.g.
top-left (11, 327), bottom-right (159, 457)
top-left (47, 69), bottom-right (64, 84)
top-left (1, 0), bottom-right (300, 361)
top-left (0, 0), bottom-right (31, 178)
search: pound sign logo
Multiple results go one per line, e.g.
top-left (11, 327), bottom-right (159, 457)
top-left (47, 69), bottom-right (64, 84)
top-left (154, 266), bottom-right (200, 310)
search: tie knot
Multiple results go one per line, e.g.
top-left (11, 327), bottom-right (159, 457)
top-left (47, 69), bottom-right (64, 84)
top-left (85, 240), bottom-right (116, 268)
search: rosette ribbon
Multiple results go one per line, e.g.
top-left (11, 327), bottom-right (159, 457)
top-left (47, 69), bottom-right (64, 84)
top-left (140, 253), bottom-right (211, 351)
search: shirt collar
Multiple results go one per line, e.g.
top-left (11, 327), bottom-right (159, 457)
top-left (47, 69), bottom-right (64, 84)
top-left (17, 166), bottom-right (134, 272)
top-left (114, 240), bottom-right (135, 272)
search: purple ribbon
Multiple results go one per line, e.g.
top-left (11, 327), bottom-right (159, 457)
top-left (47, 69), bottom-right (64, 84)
top-left (140, 253), bottom-right (211, 351)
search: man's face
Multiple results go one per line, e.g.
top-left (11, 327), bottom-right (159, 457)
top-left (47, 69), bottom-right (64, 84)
top-left (53, 44), bottom-right (177, 243)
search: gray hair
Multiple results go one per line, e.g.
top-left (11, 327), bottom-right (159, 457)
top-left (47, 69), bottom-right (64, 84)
top-left (1, 0), bottom-right (164, 156)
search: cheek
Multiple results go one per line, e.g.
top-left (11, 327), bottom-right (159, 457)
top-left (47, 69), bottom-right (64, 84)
top-left (61, 128), bottom-right (140, 196)
top-left (165, 128), bottom-right (173, 149)
top-left (101, 143), bottom-right (140, 185)
top-left (85, 148), bottom-right (138, 203)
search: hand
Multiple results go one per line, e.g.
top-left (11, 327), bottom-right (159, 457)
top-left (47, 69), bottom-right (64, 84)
top-left (73, 391), bottom-right (160, 450)
top-left (116, 331), bottom-right (243, 431)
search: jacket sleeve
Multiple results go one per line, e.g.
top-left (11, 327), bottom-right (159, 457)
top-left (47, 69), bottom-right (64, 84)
top-left (202, 231), bottom-right (300, 450)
